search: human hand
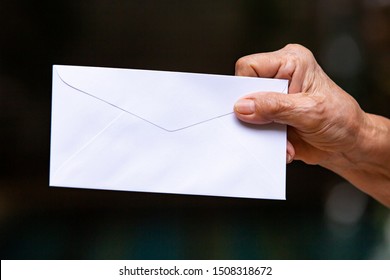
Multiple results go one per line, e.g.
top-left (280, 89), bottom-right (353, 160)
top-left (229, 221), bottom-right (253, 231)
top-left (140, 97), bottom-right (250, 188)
top-left (234, 44), bottom-right (390, 206)
top-left (234, 44), bottom-right (367, 167)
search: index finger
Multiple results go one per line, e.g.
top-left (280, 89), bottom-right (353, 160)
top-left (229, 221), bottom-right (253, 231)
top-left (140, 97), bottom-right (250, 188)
top-left (235, 44), bottom-right (313, 94)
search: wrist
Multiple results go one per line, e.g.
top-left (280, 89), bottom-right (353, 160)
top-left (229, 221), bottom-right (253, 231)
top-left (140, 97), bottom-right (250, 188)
top-left (346, 113), bottom-right (390, 170)
top-left (322, 113), bottom-right (390, 206)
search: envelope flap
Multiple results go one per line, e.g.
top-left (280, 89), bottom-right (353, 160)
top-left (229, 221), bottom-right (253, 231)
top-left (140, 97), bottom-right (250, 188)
top-left (55, 65), bottom-right (288, 131)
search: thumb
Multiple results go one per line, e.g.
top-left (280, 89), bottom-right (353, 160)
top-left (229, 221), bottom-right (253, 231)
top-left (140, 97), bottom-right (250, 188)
top-left (234, 92), bottom-right (309, 127)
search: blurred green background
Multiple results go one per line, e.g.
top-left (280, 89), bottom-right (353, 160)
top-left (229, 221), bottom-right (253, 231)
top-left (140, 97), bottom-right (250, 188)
top-left (0, 0), bottom-right (389, 259)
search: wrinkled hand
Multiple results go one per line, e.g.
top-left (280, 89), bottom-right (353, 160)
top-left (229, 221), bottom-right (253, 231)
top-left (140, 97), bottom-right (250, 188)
top-left (234, 44), bottom-right (367, 167)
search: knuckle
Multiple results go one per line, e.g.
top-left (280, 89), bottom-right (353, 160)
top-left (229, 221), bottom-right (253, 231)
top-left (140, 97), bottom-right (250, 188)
top-left (300, 95), bottom-right (327, 128)
top-left (284, 43), bottom-right (309, 54)
top-left (284, 52), bottom-right (299, 71)
top-left (284, 44), bottom-right (315, 61)
top-left (280, 44), bottom-right (318, 79)
top-left (235, 57), bottom-right (248, 72)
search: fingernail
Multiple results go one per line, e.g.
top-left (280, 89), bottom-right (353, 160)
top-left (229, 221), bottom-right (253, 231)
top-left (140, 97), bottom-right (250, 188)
top-left (234, 99), bottom-right (255, 115)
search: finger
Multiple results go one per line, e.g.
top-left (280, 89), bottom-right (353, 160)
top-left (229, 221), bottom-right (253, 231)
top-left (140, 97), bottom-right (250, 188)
top-left (286, 140), bottom-right (295, 164)
top-left (235, 44), bottom-right (313, 93)
top-left (234, 91), bottom-right (315, 129)
top-left (235, 51), bottom-right (283, 78)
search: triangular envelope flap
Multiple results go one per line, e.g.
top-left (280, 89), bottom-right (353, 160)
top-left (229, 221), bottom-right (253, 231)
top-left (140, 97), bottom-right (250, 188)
top-left (55, 65), bottom-right (288, 131)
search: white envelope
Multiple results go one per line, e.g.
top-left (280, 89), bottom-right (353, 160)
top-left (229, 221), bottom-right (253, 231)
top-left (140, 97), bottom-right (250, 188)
top-left (50, 65), bottom-right (288, 199)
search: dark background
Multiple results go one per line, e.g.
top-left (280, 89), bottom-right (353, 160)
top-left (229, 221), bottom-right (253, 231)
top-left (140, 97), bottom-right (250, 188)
top-left (1, 0), bottom-right (389, 259)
